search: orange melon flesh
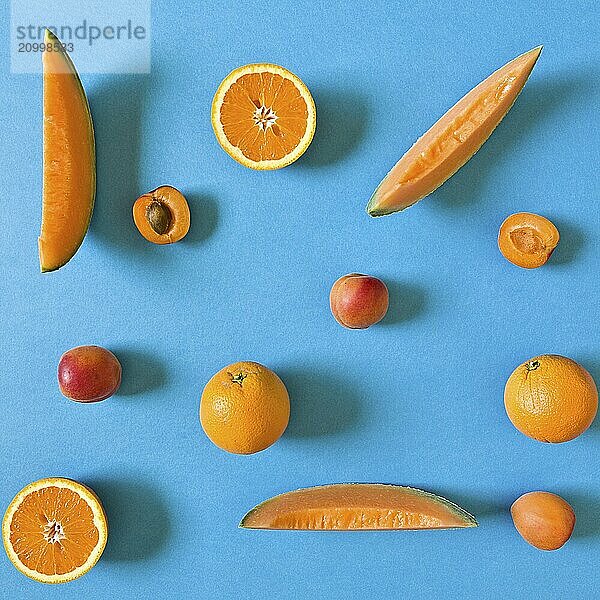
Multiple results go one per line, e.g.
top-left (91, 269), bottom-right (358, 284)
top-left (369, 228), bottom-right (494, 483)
top-left (40, 30), bottom-right (95, 272)
top-left (240, 484), bottom-right (478, 530)
top-left (367, 46), bottom-right (542, 217)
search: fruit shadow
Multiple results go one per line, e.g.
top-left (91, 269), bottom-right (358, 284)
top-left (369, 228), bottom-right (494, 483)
top-left (562, 491), bottom-right (600, 539)
top-left (381, 281), bottom-right (428, 326)
top-left (575, 358), bottom-right (600, 435)
top-left (413, 487), bottom-right (507, 524)
top-left (111, 348), bottom-right (168, 397)
top-left (294, 88), bottom-right (370, 168)
top-left (87, 75), bottom-right (165, 264)
top-left (546, 219), bottom-right (585, 267)
top-left (182, 192), bottom-right (219, 245)
top-left (429, 72), bottom-right (597, 211)
top-left (86, 478), bottom-right (171, 561)
top-left (279, 368), bottom-right (364, 437)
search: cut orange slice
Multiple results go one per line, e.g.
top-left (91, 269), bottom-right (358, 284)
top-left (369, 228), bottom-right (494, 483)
top-left (2, 478), bottom-right (107, 584)
top-left (240, 484), bottom-right (478, 530)
top-left (367, 46), bottom-right (542, 217)
top-left (212, 64), bottom-right (316, 170)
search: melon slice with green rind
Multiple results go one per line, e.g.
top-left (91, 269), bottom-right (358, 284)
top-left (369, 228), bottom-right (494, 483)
top-left (367, 46), bottom-right (542, 217)
top-left (39, 29), bottom-right (95, 272)
top-left (240, 484), bottom-right (478, 530)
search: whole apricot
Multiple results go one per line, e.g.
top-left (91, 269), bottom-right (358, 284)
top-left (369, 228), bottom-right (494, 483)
top-left (58, 345), bottom-right (122, 403)
top-left (330, 274), bottom-right (389, 329)
top-left (511, 491), bottom-right (575, 551)
top-left (498, 212), bottom-right (559, 269)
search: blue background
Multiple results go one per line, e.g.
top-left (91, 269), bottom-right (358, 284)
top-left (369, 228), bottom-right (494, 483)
top-left (2, 0), bottom-right (600, 598)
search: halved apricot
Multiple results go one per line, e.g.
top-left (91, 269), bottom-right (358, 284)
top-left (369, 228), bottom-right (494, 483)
top-left (498, 212), bottom-right (559, 269)
top-left (133, 186), bottom-right (190, 244)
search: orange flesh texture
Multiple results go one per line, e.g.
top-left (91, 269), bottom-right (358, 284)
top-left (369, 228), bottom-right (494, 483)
top-left (241, 484), bottom-right (477, 530)
top-left (133, 186), bottom-right (190, 244)
top-left (368, 47), bottom-right (542, 216)
top-left (498, 212), bottom-right (559, 268)
top-left (504, 355), bottom-right (598, 443)
top-left (219, 71), bottom-right (309, 162)
top-left (40, 31), bottom-right (95, 271)
top-left (8, 486), bottom-right (99, 576)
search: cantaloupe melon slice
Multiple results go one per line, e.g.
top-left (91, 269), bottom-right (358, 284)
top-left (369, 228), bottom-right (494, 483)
top-left (367, 46), bottom-right (542, 217)
top-left (39, 30), bottom-right (95, 272)
top-left (240, 484), bottom-right (478, 530)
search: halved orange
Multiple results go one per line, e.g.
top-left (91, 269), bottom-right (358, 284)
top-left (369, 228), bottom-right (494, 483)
top-left (2, 478), bottom-right (107, 584)
top-left (211, 64), bottom-right (316, 170)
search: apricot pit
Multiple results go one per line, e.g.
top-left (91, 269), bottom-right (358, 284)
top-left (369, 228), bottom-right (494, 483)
top-left (146, 201), bottom-right (172, 235)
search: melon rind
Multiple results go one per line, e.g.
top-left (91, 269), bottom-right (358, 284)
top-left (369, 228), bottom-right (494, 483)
top-left (39, 29), bottom-right (96, 272)
top-left (240, 483), bottom-right (478, 530)
top-left (367, 46), bottom-right (542, 217)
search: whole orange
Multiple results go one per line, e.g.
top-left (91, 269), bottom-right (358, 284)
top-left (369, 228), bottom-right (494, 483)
top-left (504, 354), bottom-right (598, 443)
top-left (200, 361), bottom-right (290, 454)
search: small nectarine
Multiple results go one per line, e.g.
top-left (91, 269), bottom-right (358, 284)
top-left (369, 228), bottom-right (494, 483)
top-left (330, 274), bottom-right (389, 329)
top-left (58, 345), bottom-right (121, 403)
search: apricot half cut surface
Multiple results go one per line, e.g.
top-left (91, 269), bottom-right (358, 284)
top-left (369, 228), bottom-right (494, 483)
top-left (133, 186), bottom-right (190, 244)
top-left (498, 212), bottom-right (559, 268)
top-left (240, 484), bottom-right (478, 530)
top-left (367, 46), bottom-right (542, 216)
top-left (40, 30), bottom-right (95, 272)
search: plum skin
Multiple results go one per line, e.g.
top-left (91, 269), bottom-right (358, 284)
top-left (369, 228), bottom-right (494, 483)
top-left (58, 345), bottom-right (121, 403)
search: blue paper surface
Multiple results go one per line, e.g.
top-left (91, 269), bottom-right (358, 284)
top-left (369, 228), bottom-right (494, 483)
top-left (1, 0), bottom-right (600, 598)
